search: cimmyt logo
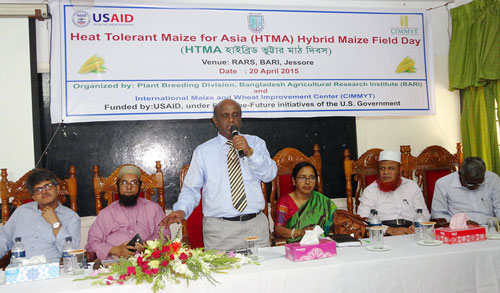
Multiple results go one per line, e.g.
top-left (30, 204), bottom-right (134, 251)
top-left (390, 15), bottom-right (418, 35)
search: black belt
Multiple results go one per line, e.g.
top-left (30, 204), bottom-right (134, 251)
top-left (222, 212), bottom-right (260, 221)
top-left (382, 219), bottom-right (413, 228)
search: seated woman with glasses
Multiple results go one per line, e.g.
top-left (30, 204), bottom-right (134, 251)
top-left (274, 162), bottom-right (337, 243)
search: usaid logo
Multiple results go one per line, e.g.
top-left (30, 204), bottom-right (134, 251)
top-left (72, 11), bottom-right (135, 27)
top-left (92, 13), bottom-right (134, 23)
top-left (72, 11), bottom-right (90, 27)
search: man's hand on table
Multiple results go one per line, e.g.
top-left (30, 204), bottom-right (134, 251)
top-left (386, 225), bottom-right (414, 236)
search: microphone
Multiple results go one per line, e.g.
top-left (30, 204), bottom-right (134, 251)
top-left (230, 126), bottom-right (245, 158)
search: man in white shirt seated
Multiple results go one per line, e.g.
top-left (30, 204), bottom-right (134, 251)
top-left (0, 169), bottom-right (81, 261)
top-left (358, 150), bottom-right (430, 235)
top-left (432, 157), bottom-right (500, 226)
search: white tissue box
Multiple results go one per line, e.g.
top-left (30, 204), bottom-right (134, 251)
top-left (5, 262), bottom-right (59, 284)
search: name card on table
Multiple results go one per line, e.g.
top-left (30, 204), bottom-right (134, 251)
top-left (435, 225), bottom-right (486, 244)
top-left (5, 262), bottom-right (59, 284)
top-left (285, 239), bottom-right (337, 262)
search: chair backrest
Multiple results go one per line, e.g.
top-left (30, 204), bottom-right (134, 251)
top-left (402, 143), bottom-right (463, 212)
top-left (344, 148), bottom-right (383, 214)
top-left (93, 161), bottom-right (164, 214)
top-left (179, 164), bottom-right (204, 249)
top-left (269, 144), bottom-right (322, 245)
top-left (0, 167), bottom-right (77, 224)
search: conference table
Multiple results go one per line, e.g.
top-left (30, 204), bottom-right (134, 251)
top-left (2, 235), bottom-right (500, 293)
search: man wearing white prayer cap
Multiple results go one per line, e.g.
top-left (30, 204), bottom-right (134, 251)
top-left (358, 150), bottom-right (430, 235)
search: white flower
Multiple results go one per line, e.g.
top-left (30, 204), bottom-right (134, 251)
top-left (234, 253), bottom-right (251, 265)
top-left (146, 239), bottom-right (160, 249)
top-left (149, 260), bottom-right (160, 269)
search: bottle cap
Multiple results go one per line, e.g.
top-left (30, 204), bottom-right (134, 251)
top-left (65, 236), bottom-right (72, 242)
top-left (14, 237), bottom-right (21, 242)
top-left (373, 211), bottom-right (378, 215)
top-left (370, 209), bottom-right (376, 214)
top-left (416, 209), bottom-right (422, 213)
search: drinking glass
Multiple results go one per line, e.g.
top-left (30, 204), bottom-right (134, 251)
top-left (487, 217), bottom-right (500, 237)
top-left (244, 236), bottom-right (259, 260)
top-left (369, 226), bottom-right (384, 249)
top-left (422, 222), bottom-right (436, 244)
top-left (69, 249), bottom-right (86, 275)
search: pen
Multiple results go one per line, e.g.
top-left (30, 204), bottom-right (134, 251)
top-left (403, 199), bottom-right (409, 205)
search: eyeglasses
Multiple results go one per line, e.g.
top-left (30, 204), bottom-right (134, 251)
top-left (33, 183), bottom-right (56, 195)
top-left (119, 180), bottom-right (140, 186)
top-left (296, 176), bottom-right (316, 182)
top-left (462, 180), bottom-right (485, 189)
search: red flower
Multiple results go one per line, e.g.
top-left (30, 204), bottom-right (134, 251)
top-left (106, 276), bottom-right (114, 281)
top-left (143, 269), bottom-right (153, 276)
top-left (161, 245), bottom-right (170, 253)
top-left (151, 250), bottom-right (161, 259)
top-left (179, 252), bottom-right (188, 261)
top-left (119, 274), bottom-right (127, 280)
top-left (106, 281), bottom-right (111, 285)
top-left (118, 281), bottom-right (124, 285)
top-left (172, 242), bottom-right (181, 253)
top-left (141, 263), bottom-right (148, 270)
top-left (137, 256), bottom-right (144, 265)
top-left (151, 268), bottom-right (159, 274)
top-left (169, 254), bottom-right (175, 260)
top-left (161, 260), bottom-right (169, 267)
top-left (127, 266), bottom-right (136, 276)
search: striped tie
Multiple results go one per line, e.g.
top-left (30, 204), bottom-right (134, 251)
top-left (226, 140), bottom-right (247, 212)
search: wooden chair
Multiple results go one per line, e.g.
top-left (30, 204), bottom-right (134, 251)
top-left (269, 144), bottom-right (323, 246)
top-left (179, 163), bottom-right (270, 249)
top-left (344, 148), bottom-right (383, 214)
top-left (402, 143), bottom-right (463, 212)
top-left (0, 167), bottom-right (77, 224)
top-left (93, 161), bottom-right (164, 214)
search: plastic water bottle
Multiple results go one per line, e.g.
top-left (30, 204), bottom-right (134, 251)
top-left (62, 236), bottom-right (74, 273)
top-left (414, 209), bottom-right (425, 241)
top-left (370, 210), bottom-right (382, 227)
top-left (368, 209), bottom-right (376, 227)
top-left (368, 210), bottom-right (382, 238)
top-left (11, 237), bottom-right (26, 265)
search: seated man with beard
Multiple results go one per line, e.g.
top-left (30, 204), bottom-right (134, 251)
top-left (358, 151), bottom-right (430, 235)
top-left (85, 166), bottom-right (169, 259)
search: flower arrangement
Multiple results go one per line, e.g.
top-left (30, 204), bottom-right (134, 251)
top-left (76, 231), bottom-right (255, 292)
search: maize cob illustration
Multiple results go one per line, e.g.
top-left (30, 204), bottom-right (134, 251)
top-left (78, 54), bottom-right (106, 74)
top-left (395, 56), bottom-right (416, 73)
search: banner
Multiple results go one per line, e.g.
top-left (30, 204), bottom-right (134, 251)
top-left (50, 1), bottom-right (434, 123)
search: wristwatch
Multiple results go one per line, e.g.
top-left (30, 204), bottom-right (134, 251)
top-left (52, 222), bottom-right (61, 229)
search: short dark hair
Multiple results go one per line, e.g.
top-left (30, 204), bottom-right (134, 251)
top-left (459, 157), bottom-right (486, 180)
top-left (292, 161), bottom-right (318, 179)
top-left (26, 168), bottom-right (58, 195)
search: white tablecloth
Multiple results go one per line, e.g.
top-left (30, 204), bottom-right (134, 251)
top-left (2, 235), bottom-right (500, 293)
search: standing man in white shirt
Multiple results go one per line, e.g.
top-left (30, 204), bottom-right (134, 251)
top-left (358, 150), bottom-right (430, 235)
top-left (161, 99), bottom-right (277, 250)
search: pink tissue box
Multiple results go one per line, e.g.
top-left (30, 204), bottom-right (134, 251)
top-left (285, 239), bottom-right (337, 262)
top-left (435, 225), bottom-right (486, 244)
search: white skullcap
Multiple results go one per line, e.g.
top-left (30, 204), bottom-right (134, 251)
top-left (378, 151), bottom-right (401, 164)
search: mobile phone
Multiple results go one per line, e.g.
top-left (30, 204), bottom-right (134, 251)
top-left (127, 233), bottom-right (143, 252)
